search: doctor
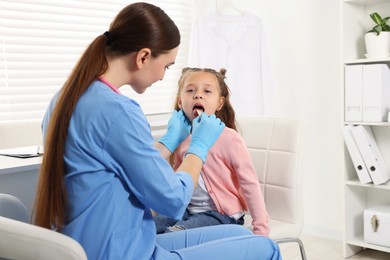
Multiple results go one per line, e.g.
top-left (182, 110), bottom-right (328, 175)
top-left (33, 2), bottom-right (281, 260)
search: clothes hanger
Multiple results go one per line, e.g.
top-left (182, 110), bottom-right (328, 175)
top-left (216, 0), bottom-right (244, 16)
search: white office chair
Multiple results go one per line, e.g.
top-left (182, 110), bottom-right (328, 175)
top-left (0, 193), bottom-right (87, 260)
top-left (237, 116), bottom-right (307, 260)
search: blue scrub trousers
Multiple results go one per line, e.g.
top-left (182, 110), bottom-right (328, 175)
top-left (153, 224), bottom-right (281, 260)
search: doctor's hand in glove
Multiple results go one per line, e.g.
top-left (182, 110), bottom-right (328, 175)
top-left (158, 110), bottom-right (191, 153)
top-left (186, 113), bottom-right (225, 163)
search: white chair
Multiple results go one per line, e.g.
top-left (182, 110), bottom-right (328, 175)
top-left (0, 216), bottom-right (88, 260)
top-left (0, 193), bottom-right (87, 260)
top-left (237, 116), bottom-right (307, 260)
top-left (0, 119), bottom-right (43, 148)
top-left (0, 193), bottom-right (29, 223)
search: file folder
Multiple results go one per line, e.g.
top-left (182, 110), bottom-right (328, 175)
top-left (342, 125), bottom-right (372, 184)
top-left (0, 145), bottom-right (43, 158)
top-left (362, 64), bottom-right (390, 122)
top-left (345, 65), bottom-right (363, 122)
top-left (350, 125), bottom-right (390, 185)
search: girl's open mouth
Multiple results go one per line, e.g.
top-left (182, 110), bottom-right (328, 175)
top-left (192, 105), bottom-right (204, 117)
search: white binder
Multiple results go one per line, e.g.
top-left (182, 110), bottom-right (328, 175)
top-left (362, 64), bottom-right (390, 122)
top-left (350, 125), bottom-right (390, 185)
top-left (345, 65), bottom-right (363, 122)
top-left (342, 125), bottom-right (372, 184)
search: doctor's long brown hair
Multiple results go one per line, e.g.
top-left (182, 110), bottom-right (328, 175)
top-left (33, 2), bottom-right (181, 230)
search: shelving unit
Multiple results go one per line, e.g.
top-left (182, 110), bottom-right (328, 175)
top-left (342, 0), bottom-right (390, 258)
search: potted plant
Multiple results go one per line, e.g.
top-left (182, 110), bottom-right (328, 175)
top-left (365, 12), bottom-right (390, 58)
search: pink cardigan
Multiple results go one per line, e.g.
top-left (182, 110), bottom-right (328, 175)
top-left (173, 127), bottom-right (270, 236)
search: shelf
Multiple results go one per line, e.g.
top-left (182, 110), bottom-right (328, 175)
top-left (343, 0), bottom-right (390, 257)
top-left (344, 122), bottom-right (390, 126)
top-left (344, 57), bottom-right (390, 65)
top-left (347, 235), bottom-right (390, 253)
top-left (344, 0), bottom-right (390, 5)
top-left (342, 1), bottom-right (390, 61)
top-left (346, 180), bottom-right (390, 190)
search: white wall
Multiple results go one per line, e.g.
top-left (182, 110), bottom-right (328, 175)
top-left (193, 0), bottom-right (343, 240)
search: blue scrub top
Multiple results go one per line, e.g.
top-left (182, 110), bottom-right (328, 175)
top-left (42, 80), bottom-right (193, 259)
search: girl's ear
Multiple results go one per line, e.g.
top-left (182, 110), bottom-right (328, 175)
top-left (216, 96), bottom-right (225, 111)
top-left (136, 48), bottom-right (152, 69)
top-left (177, 96), bottom-right (183, 109)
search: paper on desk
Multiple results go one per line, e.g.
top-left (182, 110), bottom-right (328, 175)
top-left (0, 145), bottom-right (44, 158)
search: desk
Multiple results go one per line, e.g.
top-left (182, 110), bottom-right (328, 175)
top-left (0, 156), bottom-right (41, 219)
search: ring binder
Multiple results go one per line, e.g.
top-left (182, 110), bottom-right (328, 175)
top-left (342, 125), bottom-right (372, 184)
top-left (350, 125), bottom-right (390, 185)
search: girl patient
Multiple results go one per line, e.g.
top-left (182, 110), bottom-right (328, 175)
top-left (154, 67), bottom-right (270, 236)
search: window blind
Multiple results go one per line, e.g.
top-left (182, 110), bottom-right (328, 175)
top-left (0, 0), bottom-right (192, 122)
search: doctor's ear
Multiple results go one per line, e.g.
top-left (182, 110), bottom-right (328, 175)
top-left (136, 48), bottom-right (152, 68)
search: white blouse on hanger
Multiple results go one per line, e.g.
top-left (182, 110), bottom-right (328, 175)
top-left (188, 10), bottom-right (274, 116)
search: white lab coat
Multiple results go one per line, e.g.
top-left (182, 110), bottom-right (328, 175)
top-left (188, 11), bottom-right (274, 116)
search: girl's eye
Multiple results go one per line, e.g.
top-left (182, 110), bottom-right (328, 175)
top-left (205, 89), bottom-right (212, 93)
top-left (186, 89), bottom-right (194, 93)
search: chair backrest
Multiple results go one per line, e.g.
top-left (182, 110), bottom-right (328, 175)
top-left (0, 119), bottom-right (43, 149)
top-left (0, 216), bottom-right (87, 260)
top-left (0, 193), bottom-right (29, 223)
top-left (0, 193), bottom-right (87, 260)
top-left (237, 116), bottom-right (305, 239)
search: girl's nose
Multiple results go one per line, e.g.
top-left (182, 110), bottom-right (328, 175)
top-left (194, 92), bottom-right (203, 99)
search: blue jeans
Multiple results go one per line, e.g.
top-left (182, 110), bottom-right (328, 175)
top-left (153, 225), bottom-right (281, 260)
top-left (154, 209), bottom-right (244, 234)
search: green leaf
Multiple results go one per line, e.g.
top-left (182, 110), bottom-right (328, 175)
top-left (374, 25), bottom-right (382, 33)
top-left (383, 17), bottom-right (390, 23)
top-left (370, 12), bottom-right (383, 25)
top-left (368, 13), bottom-right (390, 34)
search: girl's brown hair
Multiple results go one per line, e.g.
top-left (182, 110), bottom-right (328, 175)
top-left (34, 2), bottom-right (181, 230)
top-left (170, 67), bottom-right (237, 167)
top-left (175, 67), bottom-right (237, 130)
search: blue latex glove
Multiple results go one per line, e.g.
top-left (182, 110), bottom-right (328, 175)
top-left (158, 110), bottom-right (191, 153)
top-left (186, 113), bottom-right (225, 163)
